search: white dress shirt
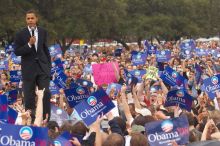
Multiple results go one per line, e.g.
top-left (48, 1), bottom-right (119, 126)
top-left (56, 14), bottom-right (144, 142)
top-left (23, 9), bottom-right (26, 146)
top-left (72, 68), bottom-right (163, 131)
top-left (28, 26), bottom-right (38, 51)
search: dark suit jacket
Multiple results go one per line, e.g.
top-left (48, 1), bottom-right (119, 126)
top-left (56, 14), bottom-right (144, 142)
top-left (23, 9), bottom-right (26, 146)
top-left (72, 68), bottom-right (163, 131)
top-left (14, 27), bottom-right (51, 80)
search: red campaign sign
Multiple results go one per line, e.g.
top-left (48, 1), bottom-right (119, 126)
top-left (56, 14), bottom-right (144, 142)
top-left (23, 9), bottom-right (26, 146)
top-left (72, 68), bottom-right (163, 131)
top-left (92, 62), bottom-right (119, 86)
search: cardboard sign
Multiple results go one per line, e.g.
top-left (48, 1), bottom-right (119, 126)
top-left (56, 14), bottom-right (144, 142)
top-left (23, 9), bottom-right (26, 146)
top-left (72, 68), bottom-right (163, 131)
top-left (10, 70), bottom-right (22, 83)
top-left (92, 62), bottom-right (119, 86)
top-left (165, 89), bottom-right (193, 111)
top-left (146, 66), bottom-right (158, 80)
top-left (145, 115), bottom-right (189, 146)
top-left (203, 74), bottom-right (220, 99)
top-left (74, 89), bottom-right (115, 126)
top-left (0, 124), bottom-right (48, 146)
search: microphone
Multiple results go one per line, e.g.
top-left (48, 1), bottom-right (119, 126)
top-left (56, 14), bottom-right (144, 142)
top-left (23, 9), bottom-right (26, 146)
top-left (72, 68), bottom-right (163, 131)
top-left (31, 27), bottom-right (35, 37)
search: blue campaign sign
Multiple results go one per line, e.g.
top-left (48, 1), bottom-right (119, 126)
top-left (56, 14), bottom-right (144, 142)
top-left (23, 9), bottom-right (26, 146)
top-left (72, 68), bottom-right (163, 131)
top-left (145, 115), bottom-right (189, 146)
top-left (106, 83), bottom-right (122, 96)
top-left (131, 52), bottom-right (147, 66)
top-left (10, 52), bottom-right (21, 64)
top-left (49, 81), bottom-right (60, 95)
top-left (53, 131), bottom-right (72, 146)
top-left (0, 123), bottom-right (48, 146)
top-left (143, 40), bottom-right (150, 50)
top-left (0, 95), bottom-right (8, 122)
top-left (160, 66), bottom-right (185, 87)
top-left (0, 59), bottom-right (9, 70)
top-left (49, 44), bottom-right (62, 58)
top-left (156, 50), bottom-right (171, 62)
top-left (180, 48), bottom-right (193, 59)
top-left (51, 58), bottom-right (64, 74)
top-left (74, 89), bottom-right (115, 126)
top-left (7, 107), bottom-right (18, 124)
top-left (180, 40), bottom-right (195, 50)
top-left (129, 69), bottom-right (146, 82)
top-left (64, 86), bottom-right (90, 108)
top-left (114, 48), bottom-right (122, 57)
top-left (165, 89), bottom-right (193, 111)
top-left (76, 78), bottom-right (93, 88)
top-left (5, 44), bottom-right (15, 53)
top-left (147, 45), bottom-right (157, 55)
top-left (5, 89), bottom-right (18, 105)
top-left (50, 104), bottom-right (69, 127)
top-left (53, 71), bottom-right (67, 89)
top-left (83, 64), bottom-right (92, 74)
top-left (194, 48), bottom-right (208, 57)
top-left (10, 70), bottom-right (22, 83)
top-left (203, 74), bottom-right (220, 99)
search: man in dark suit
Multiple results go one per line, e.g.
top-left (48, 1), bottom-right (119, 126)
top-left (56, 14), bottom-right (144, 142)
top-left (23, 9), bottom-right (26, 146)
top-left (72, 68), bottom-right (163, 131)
top-left (14, 10), bottom-right (51, 121)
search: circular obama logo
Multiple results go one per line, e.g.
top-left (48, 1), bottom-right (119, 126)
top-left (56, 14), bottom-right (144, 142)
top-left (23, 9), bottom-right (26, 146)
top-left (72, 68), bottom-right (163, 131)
top-left (19, 126), bottom-right (33, 140)
top-left (161, 120), bottom-right (174, 133)
top-left (172, 71), bottom-right (178, 78)
top-left (54, 141), bottom-right (62, 146)
top-left (82, 81), bottom-right (88, 86)
top-left (136, 54), bottom-right (142, 59)
top-left (134, 70), bottom-right (140, 76)
top-left (176, 90), bottom-right (184, 97)
top-left (76, 87), bottom-right (85, 95)
top-left (87, 96), bottom-right (97, 106)
top-left (50, 46), bottom-right (55, 51)
top-left (17, 71), bottom-right (22, 76)
top-left (211, 76), bottom-right (218, 85)
top-left (161, 50), bottom-right (166, 55)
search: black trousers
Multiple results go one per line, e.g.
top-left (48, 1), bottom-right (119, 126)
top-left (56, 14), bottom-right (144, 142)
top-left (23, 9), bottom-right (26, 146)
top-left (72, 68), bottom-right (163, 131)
top-left (23, 61), bottom-right (51, 121)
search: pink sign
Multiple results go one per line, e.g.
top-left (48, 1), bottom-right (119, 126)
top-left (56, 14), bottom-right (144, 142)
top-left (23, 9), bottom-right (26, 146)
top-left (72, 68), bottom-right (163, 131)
top-left (92, 62), bottom-right (119, 86)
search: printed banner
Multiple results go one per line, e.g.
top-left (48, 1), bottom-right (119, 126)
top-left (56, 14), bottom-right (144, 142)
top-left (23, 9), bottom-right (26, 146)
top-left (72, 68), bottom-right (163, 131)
top-left (165, 89), bottom-right (193, 111)
top-left (64, 86), bottom-right (90, 108)
top-left (146, 66), bottom-right (158, 80)
top-left (76, 79), bottom-right (93, 88)
top-left (50, 104), bottom-right (69, 127)
top-left (92, 62), bottom-right (119, 86)
top-left (51, 58), bottom-right (64, 74)
top-left (131, 52), bottom-right (147, 66)
top-left (49, 44), bottom-right (62, 58)
top-left (106, 83), bottom-right (122, 96)
top-left (53, 71), bottom-right (67, 89)
top-left (160, 66), bottom-right (185, 86)
top-left (10, 70), bottom-right (22, 83)
top-left (147, 45), bottom-right (157, 55)
top-left (0, 59), bottom-right (9, 70)
top-left (0, 123), bottom-right (48, 146)
top-left (0, 95), bottom-right (8, 122)
top-left (5, 89), bottom-right (18, 105)
top-left (54, 131), bottom-right (83, 146)
top-left (10, 52), bottom-right (21, 64)
top-left (129, 70), bottom-right (146, 82)
top-left (8, 107), bottom-right (18, 124)
top-left (74, 89), bottom-right (115, 126)
top-left (156, 50), bottom-right (171, 62)
top-left (203, 74), bottom-right (220, 99)
top-left (145, 115), bottom-right (189, 146)
top-left (49, 81), bottom-right (60, 95)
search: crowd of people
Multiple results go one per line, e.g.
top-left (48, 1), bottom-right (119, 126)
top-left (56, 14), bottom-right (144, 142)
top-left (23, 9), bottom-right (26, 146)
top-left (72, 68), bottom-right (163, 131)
top-left (1, 38), bottom-right (220, 146)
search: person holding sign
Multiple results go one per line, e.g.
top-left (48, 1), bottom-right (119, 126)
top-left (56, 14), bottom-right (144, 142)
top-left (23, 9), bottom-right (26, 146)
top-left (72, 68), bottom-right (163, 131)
top-left (14, 10), bottom-right (51, 122)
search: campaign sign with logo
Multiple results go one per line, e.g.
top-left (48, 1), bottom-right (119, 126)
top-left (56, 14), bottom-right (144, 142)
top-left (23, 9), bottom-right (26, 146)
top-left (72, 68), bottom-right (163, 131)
top-left (203, 74), bottom-right (220, 99)
top-left (156, 50), bottom-right (171, 62)
top-left (92, 62), bottom-right (119, 86)
top-left (10, 70), bottom-right (22, 83)
top-left (195, 63), bottom-right (203, 84)
top-left (53, 131), bottom-right (72, 146)
top-left (49, 44), bottom-right (62, 58)
top-left (106, 83), bottom-right (122, 96)
top-left (114, 48), bottom-right (122, 57)
top-left (180, 40), bottom-right (195, 50)
top-left (50, 104), bottom-right (69, 127)
top-left (53, 71), bottom-right (67, 89)
top-left (160, 66), bottom-right (185, 86)
top-left (7, 107), bottom-right (18, 124)
top-left (51, 58), bottom-right (64, 74)
top-left (74, 89), bottom-right (115, 126)
top-left (194, 48), bottom-right (208, 57)
top-left (124, 69), bottom-right (138, 93)
top-left (131, 52), bottom-right (147, 66)
top-left (76, 79), bottom-right (93, 88)
top-left (6, 89), bottom-right (18, 105)
top-left (147, 45), bottom-right (157, 55)
top-left (64, 86), bottom-right (90, 108)
top-left (146, 66), bottom-right (158, 81)
top-left (129, 70), bottom-right (146, 82)
top-left (5, 44), bottom-right (15, 53)
top-left (180, 48), bottom-right (193, 59)
top-left (0, 95), bottom-right (8, 122)
top-left (49, 81), bottom-right (60, 95)
top-left (83, 64), bottom-right (92, 74)
top-left (0, 60), bottom-right (8, 70)
top-left (0, 124), bottom-right (48, 146)
top-left (165, 89), bottom-right (193, 111)
top-left (145, 115), bottom-right (189, 146)
top-left (10, 52), bottom-right (21, 64)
